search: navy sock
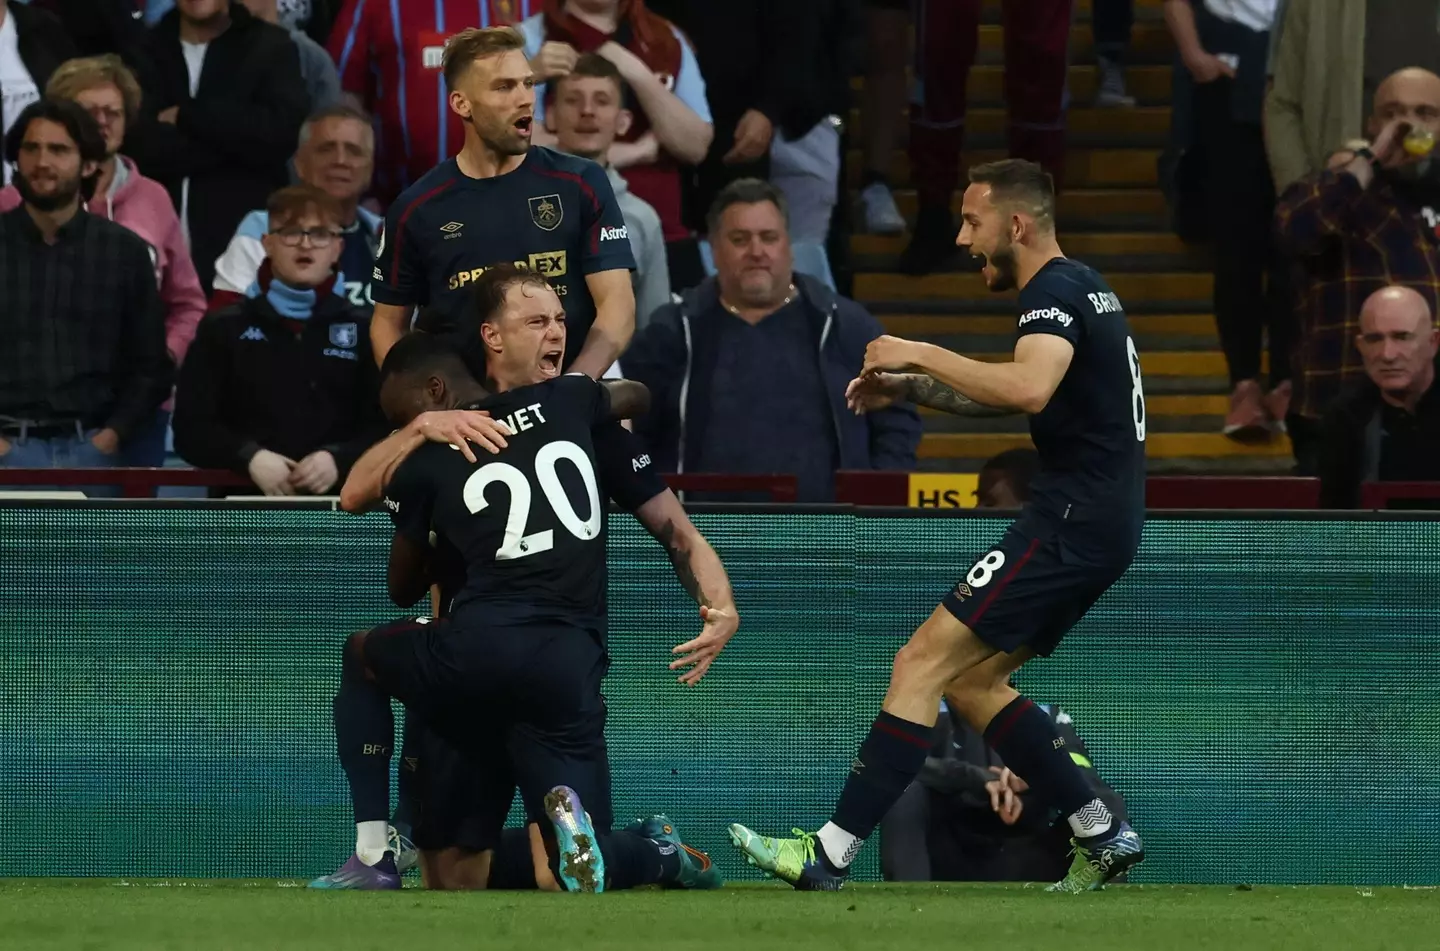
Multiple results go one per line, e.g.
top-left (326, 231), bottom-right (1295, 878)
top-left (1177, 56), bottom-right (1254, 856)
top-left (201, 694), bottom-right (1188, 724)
top-left (830, 711), bottom-right (935, 846)
top-left (598, 830), bottom-right (682, 890)
top-left (389, 714), bottom-right (421, 839)
top-left (983, 695), bottom-right (1105, 824)
top-left (333, 638), bottom-right (394, 823)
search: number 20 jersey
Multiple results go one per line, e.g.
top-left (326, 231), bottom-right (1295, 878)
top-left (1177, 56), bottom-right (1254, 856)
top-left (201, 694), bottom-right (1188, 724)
top-left (383, 374), bottom-right (614, 631)
top-left (1014, 257), bottom-right (1147, 563)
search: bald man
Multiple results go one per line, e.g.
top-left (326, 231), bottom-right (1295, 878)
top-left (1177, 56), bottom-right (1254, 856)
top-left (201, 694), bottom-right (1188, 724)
top-left (1275, 67), bottom-right (1440, 474)
top-left (1318, 285), bottom-right (1440, 507)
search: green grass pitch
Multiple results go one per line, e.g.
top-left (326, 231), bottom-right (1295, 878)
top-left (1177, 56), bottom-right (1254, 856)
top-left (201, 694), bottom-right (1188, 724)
top-left (2, 881), bottom-right (1435, 950)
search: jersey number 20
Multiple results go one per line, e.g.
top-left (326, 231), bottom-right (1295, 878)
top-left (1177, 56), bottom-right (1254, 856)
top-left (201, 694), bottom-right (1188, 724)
top-left (1126, 336), bottom-right (1146, 442)
top-left (462, 440), bottom-right (602, 560)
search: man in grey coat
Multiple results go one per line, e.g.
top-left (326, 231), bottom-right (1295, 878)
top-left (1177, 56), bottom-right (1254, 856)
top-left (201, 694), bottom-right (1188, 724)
top-left (547, 52), bottom-right (670, 332)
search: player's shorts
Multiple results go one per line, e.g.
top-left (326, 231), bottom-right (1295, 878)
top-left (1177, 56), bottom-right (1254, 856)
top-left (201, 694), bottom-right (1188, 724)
top-left (362, 616), bottom-right (613, 831)
top-left (940, 526), bottom-right (1128, 657)
top-left (404, 714), bottom-right (515, 854)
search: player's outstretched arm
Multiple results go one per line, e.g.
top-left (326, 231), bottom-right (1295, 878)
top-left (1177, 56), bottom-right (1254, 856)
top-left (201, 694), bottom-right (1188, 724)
top-left (601, 379), bottom-right (652, 420)
top-left (339, 411), bottom-right (511, 513)
top-left (846, 372), bottom-right (1015, 417)
top-left (634, 490), bottom-right (739, 685)
top-left (863, 334), bottom-right (1074, 415)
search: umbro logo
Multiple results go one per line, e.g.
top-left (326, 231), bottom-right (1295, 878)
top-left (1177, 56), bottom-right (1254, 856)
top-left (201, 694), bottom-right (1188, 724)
top-left (240, 326), bottom-right (267, 342)
top-left (440, 221), bottom-right (464, 239)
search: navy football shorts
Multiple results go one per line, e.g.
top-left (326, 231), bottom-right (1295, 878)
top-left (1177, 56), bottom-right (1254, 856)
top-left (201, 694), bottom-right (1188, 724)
top-left (362, 616), bottom-right (613, 831)
top-left (940, 525), bottom-right (1130, 657)
top-left (403, 714), bottom-right (515, 854)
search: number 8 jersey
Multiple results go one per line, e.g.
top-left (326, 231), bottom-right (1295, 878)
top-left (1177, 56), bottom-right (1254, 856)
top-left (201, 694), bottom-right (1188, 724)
top-left (383, 374), bottom-right (615, 632)
top-left (1014, 258), bottom-right (1147, 563)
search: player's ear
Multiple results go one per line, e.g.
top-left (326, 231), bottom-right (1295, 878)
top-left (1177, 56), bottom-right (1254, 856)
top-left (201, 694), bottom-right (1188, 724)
top-left (449, 90), bottom-right (472, 121)
top-left (479, 320), bottom-right (502, 353)
top-left (615, 108), bottom-right (633, 138)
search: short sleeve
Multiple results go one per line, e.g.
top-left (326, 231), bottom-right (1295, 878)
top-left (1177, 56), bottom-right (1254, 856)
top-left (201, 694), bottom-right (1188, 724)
top-left (592, 420), bottom-right (666, 511)
top-left (579, 160), bottom-right (637, 275)
top-left (1014, 286), bottom-right (1084, 348)
top-left (369, 204), bottom-right (427, 308)
top-left (382, 453), bottom-right (435, 546)
top-left (672, 28), bottom-right (712, 124)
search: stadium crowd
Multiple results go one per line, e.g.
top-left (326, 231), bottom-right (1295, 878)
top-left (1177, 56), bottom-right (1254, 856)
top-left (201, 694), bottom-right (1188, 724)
top-left (0, 0), bottom-right (1436, 500)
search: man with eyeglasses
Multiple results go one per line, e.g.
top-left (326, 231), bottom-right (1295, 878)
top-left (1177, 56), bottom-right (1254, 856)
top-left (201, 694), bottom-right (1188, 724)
top-left (172, 184), bottom-right (386, 496)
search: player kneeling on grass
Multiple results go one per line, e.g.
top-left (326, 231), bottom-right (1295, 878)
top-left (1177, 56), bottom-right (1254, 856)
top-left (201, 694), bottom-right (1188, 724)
top-left (728, 160), bottom-right (1147, 893)
top-left (311, 271), bottom-right (733, 891)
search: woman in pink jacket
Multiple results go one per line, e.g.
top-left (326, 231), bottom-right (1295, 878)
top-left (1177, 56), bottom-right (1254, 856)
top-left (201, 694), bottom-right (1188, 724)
top-left (0, 55), bottom-right (206, 466)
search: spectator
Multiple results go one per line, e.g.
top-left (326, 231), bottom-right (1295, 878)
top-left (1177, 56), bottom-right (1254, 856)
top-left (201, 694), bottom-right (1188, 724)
top-left (147, 0), bottom-right (342, 45)
top-left (647, 1), bottom-right (840, 262)
top-left (1094, 0), bottom-right (1136, 108)
top-left (975, 448), bottom-right (1040, 509)
top-left (0, 55), bottom-right (206, 467)
top-left (763, 0), bottom-right (856, 293)
top-left (211, 104), bottom-right (378, 309)
top-left (896, 0), bottom-right (1073, 275)
top-left (326, 0), bottom-right (537, 206)
top-left (879, 697), bottom-right (1129, 883)
top-left (1165, 0), bottom-right (1294, 439)
top-left (33, 0), bottom-right (148, 67)
top-left (548, 53), bottom-right (669, 331)
top-left (1275, 68), bottom-right (1440, 472)
top-left (853, 0), bottom-right (908, 236)
top-left (173, 185), bottom-right (383, 496)
top-left (0, 99), bottom-right (171, 491)
top-left (237, 0), bottom-right (341, 112)
top-left (620, 178), bottom-right (921, 502)
top-left (1265, 0), bottom-right (1440, 193)
top-left (0, 0), bottom-right (76, 184)
top-left (1320, 286), bottom-right (1440, 508)
top-left (522, 0), bottom-right (714, 292)
top-left (127, 0), bottom-right (309, 294)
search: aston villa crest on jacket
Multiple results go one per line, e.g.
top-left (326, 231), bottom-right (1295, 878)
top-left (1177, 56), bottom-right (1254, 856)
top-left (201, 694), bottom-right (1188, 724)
top-left (330, 322), bottom-right (359, 349)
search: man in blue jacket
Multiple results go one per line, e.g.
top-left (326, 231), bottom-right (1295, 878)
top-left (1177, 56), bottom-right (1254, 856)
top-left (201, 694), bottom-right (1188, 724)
top-left (618, 178), bottom-right (921, 501)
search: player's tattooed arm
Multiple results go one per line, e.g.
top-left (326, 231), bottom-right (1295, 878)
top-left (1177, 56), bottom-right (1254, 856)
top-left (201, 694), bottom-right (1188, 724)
top-left (601, 380), bottom-right (652, 421)
top-left (900, 373), bottom-right (1016, 417)
top-left (635, 489), bottom-right (740, 685)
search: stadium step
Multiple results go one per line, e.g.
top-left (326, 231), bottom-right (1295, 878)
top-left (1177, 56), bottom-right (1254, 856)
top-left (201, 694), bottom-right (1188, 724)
top-left (850, 65), bottom-right (1177, 108)
top-left (887, 188), bottom-right (1168, 225)
top-left (848, 148), bottom-right (1162, 189)
top-left (855, 271), bottom-right (1212, 303)
top-left (847, 106), bottom-right (1173, 144)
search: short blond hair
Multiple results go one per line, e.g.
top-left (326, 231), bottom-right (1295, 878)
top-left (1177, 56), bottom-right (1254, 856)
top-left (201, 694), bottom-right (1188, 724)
top-left (442, 26), bottom-right (525, 91)
top-left (46, 55), bottom-right (142, 122)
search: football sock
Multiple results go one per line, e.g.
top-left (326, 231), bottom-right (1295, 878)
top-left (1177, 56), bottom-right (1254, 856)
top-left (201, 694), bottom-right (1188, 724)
top-left (982, 695), bottom-right (1115, 839)
top-left (334, 638), bottom-right (393, 841)
top-left (390, 715), bottom-right (421, 841)
top-left (598, 830), bottom-right (681, 890)
top-left (355, 821), bottom-right (389, 866)
top-left (826, 710), bottom-right (934, 868)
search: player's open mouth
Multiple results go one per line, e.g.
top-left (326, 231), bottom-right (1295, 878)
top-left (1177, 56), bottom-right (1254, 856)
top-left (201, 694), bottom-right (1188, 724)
top-left (539, 350), bottom-right (561, 373)
top-left (515, 116), bottom-right (533, 136)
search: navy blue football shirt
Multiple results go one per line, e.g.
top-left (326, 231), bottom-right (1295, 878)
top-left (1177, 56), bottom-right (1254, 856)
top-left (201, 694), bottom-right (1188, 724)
top-left (371, 147), bottom-right (636, 369)
top-left (1013, 258), bottom-right (1147, 562)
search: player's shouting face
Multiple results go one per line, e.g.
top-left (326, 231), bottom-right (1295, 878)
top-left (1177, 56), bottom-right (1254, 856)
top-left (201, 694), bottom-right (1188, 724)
top-left (957, 183), bottom-right (1021, 293)
top-left (449, 49), bottom-right (537, 157)
top-left (479, 278), bottom-right (568, 388)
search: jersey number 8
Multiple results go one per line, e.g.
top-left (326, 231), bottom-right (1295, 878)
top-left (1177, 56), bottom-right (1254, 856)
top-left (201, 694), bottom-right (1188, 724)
top-left (1126, 335), bottom-right (1146, 442)
top-left (462, 440), bottom-right (602, 561)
